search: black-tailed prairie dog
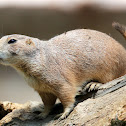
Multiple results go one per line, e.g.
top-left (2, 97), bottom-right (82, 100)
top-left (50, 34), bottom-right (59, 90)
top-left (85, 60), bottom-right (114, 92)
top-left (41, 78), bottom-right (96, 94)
top-left (0, 22), bottom-right (126, 120)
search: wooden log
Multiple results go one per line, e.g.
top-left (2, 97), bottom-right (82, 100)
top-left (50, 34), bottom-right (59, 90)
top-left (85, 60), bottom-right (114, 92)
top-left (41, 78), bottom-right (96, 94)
top-left (0, 76), bottom-right (126, 126)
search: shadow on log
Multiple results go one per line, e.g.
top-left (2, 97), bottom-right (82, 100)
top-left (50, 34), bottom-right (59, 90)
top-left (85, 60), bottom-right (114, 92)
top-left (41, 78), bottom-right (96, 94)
top-left (0, 75), bottom-right (126, 126)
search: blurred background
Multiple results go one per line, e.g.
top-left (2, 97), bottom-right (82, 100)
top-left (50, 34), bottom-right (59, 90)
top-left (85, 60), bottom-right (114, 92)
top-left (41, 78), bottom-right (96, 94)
top-left (0, 0), bottom-right (126, 103)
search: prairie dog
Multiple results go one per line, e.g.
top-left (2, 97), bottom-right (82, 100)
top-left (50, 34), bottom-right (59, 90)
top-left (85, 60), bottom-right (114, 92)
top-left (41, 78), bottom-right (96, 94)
top-left (0, 22), bottom-right (126, 120)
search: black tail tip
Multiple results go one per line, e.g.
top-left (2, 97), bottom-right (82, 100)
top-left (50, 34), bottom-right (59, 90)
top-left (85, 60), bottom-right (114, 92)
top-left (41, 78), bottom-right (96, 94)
top-left (112, 21), bottom-right (126, 39)
top-left (112, 22), bottom-right (121, 30)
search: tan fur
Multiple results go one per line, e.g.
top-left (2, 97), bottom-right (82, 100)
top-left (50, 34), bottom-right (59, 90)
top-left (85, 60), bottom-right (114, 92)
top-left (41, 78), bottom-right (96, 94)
top-left (112, 22), bottom-right (126, 39)
top-left (0, 24), bottom-right (126, 119)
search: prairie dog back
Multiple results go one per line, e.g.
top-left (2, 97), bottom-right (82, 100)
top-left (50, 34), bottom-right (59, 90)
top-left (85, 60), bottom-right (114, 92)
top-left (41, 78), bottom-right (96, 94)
top-left (0, 23), bottom-right (126, 119)
top-left (47, 29), bottom-right (126, 84)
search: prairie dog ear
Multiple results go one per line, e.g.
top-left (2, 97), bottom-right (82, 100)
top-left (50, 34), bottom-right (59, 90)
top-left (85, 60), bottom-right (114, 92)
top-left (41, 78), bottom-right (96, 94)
top-left (26, 39), bottom-right (35, 46)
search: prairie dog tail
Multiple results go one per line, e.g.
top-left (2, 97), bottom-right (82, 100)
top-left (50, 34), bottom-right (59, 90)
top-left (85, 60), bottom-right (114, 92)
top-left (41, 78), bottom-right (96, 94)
top-left (112, 22), bottom-right (126, 40)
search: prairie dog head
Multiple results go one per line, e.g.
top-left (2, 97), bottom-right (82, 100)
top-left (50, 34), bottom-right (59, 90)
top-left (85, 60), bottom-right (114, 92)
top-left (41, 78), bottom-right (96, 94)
top-left (0, 34), bottom-right (40, 66)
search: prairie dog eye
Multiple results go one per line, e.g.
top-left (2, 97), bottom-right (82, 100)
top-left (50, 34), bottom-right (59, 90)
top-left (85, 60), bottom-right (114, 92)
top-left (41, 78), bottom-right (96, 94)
top-left (8, 39), bottom-right (17, 44)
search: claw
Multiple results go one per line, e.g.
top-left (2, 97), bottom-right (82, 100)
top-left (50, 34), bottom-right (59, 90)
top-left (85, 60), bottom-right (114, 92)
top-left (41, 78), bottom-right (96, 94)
top-left (54, 104), bottom-right (74, 121)
top-left (80, 82), bottom-right (102, 94)
top-left (53, 113), bottom-right (62, 120)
